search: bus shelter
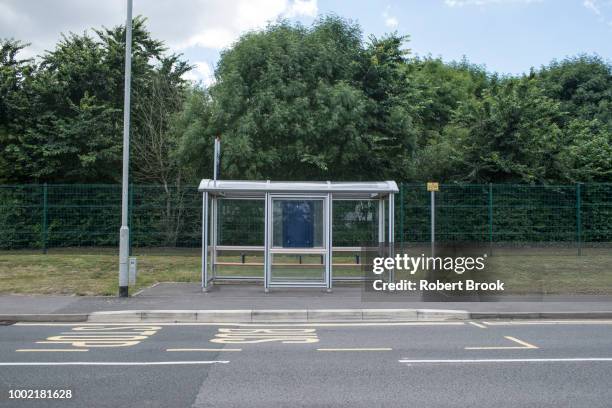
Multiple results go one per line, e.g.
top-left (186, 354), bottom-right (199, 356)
top-left (198, 180), bottom-right (398, 291)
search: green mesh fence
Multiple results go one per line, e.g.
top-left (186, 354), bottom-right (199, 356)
top-left (397, 183), bottom-right (612, 252)
top-left (333, 200), bottom-right (379, 246)
top-left (1, 183), bottom-right (611, 253)
top-left (217, 199), bottom-right (264, 246)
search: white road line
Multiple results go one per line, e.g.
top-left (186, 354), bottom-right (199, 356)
top-left (317, 348), bottom-right (392, 351)
top-left (469, 322), bottom-right (487, 329)
top-left (483, 320), bottom-right (612, 326)
top-left (16, 349), bottom-right (88, 352)
top-left (399, 358), bottom-right (612, 364)
top-left (167, 348), bottom-right (242, 352)
top-left (504, 336), bottom-right (538, 349)
top-left (465, 336), bottom-right (538, 350)
top-left (0, 361), bottom-right (229, 366)
top-left (14, 322), bottom-right (466, 327)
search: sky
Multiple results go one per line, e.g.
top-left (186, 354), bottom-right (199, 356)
top-left (1, 0), bottom-right (611, 85)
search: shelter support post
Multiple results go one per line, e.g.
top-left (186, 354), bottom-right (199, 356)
top-left (211, 196), bottom-right (218, 280)
top-left (388, 193), bottom-right (395, 283)
top-left (202, 192), bottom-right (209, 291)
top-left (325, 193), bottom-right (333, 291)
top-left (378, 198), bottom-right (385, 244)
top-left (378, 197), bottom-right (386, 282)
top-left (264, 192), bottom-right (271, 292)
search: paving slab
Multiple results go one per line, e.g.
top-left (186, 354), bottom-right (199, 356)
top-left (2, 283), bottom-right (612, 318)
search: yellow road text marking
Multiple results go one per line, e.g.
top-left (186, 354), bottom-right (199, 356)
top-left (31, 326), bottom-right (161, 349)
top-left (211, 328), bottom-right (319, 344)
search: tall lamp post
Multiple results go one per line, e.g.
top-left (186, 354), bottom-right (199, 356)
top-left (119, 0), bottom-right (133, 297)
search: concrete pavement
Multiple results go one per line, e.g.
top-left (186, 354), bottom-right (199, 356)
top-left (2, 283), bottom-right (612, 323)
top-left (1, 320), bottom-right (612, 407)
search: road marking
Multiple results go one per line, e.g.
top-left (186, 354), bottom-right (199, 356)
top-left (465, 336), bottom-right (538, 350)
top-left (211, 328), bottom-right (319, 344)
top-left (30, 325), bottom-right (161, 348)
top-left (317, 348), bottom-right (392, 351)
top-left (469, 322), bottom-right (487, 329)
top-left (16, 349), bottom-right (89, 352)
top-left (0, 361), bottom-right (229, 366)
top-left (15, 322), bottom-right (467, 327)
top-left (484, 320), bottom-right (612, 326)
top-left (504, 336), bottom-right (538, 348)
top-left (167, 348), bottom-right (242, 352)
top-left (61, 331), bottom-right (158, 335)
top-left (399, 358), bottom-right (612, 364)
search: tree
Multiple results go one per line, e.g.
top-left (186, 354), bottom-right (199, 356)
top-left (0, 17), bottom-right (190, 183)
top-left (440, 77), bottom-right (564, 183)
top-left (182, 17), bottom-right (422, 181)
top-left (537, 55), bottom-right (612, 129)
top-left (556, 119), bottom-right (612, 182)
top-left (0, 39), bottom-right (35, 182)
top-left (174, 86), bottom-right (214, 179)
top-left (131, 71), bottom-right (191, 245)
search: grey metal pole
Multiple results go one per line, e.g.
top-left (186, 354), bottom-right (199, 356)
top-left (118, 0), bottom-right (133, 297)
top-left (213, 137), bottom-right (220, 181)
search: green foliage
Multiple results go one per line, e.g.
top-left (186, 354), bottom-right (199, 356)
top-left (1, 16), bottom-right (611, 185)
top-left (557, 119), bottom-right (612, 182)
top-left (0, 39), bottom-right (35, 182)
top-left (537, 55), bottom-right (612, 128)
top-left (443, 77), bottom-right (564, 183)
top-left (0, 17), bottom-right (190, 184)
top-left (179, 17), bottom-right (611, 184)
top-left (192, 17), bottom-right (418, 181)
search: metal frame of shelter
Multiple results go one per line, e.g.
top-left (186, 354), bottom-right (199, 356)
top-left (198, 180), bottom-right (399, 291)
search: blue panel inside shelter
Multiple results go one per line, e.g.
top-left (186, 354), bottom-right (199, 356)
top-left (282, 201), bottom-right (314, 248)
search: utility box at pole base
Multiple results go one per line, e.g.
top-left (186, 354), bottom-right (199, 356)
top-left (128, 257), bottom-right (137, 285)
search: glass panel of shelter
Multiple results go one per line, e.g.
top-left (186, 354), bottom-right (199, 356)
top-left (202, 192), bottom-right (393, 290)
top-left (268, 195), bottom-right (328, 286)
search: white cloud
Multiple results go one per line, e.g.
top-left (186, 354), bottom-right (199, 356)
top-left (0, 0), bottom-right (319, 58)
top-left (0, 0), bottom-right (319, 82)
top-left (582, 0), bottom-right (612, 27)
top-left (382, 7), bottom-right (399, 29)
top-left (285, 0), bottom-right (318, 18)
top-left (385, 16), bottom-right (399, 28)
top-left (583, 0), bottom-right (601, 15)
top-left (183, 61), bottom-right (215, 87)
top-left (180, 28), bottom-right (238, 51)
top-left (444, 0), bottom-right (541, 6)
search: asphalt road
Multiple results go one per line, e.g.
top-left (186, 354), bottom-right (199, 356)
top-left (1, 320), bottom-right (612, 407)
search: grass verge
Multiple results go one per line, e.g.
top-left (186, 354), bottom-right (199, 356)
top-left (0, 251), bottom-right (611, 296)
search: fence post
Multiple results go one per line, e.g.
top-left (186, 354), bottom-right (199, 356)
top-left (576, 183), bottom-right (582, 256)
top-left (488, 183), bottom-right (493, 255)
top-left (399, 183), bottom-right (404, 246)
top-left (42, 183), bottom-right (48, 254)
top-left (128, 183), bottom-right (134, 256)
